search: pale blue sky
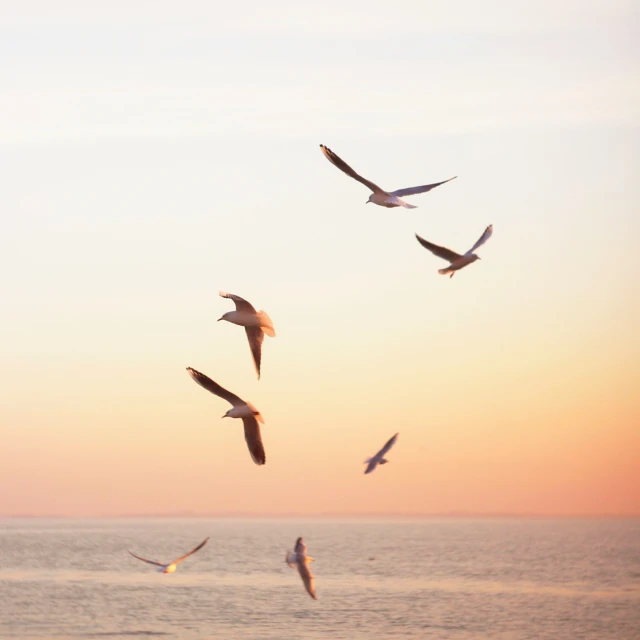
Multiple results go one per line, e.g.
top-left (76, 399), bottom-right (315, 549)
top-left (0, 1), bottom-right (638, 515)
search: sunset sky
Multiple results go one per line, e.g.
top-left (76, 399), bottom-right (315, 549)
top-left (0, 0), bottom-right (638, 517)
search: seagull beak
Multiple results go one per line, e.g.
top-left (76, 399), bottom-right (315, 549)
top-left (217, 317), bottom-right (224, 321)
top-left (221, 414), bottom-right (228, 419)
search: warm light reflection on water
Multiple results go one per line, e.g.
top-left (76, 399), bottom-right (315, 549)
top-left (1, 518), bottom-right (639, 639)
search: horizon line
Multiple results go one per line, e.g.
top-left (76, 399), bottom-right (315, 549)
top-left (1, 512), bottom-right (638, 520)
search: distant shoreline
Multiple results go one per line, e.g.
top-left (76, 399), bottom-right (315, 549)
top-left (1, 513), bottom-right (638, 519)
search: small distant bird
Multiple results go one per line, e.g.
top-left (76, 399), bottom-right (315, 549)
top-left (186, 367), bottom-right (266, 465)
top-left (364, 433), bottom-right (399, 474)
top-left (218, 291), bottom-right (275, 379)
top-left (415, 224), bottom-right (493, 278)
top-left (286, 537), bottom-right (317, 600)
top-left (320, 144), bottom-right (456, 209)
top-left (128, 537), bottom-right (209, 574)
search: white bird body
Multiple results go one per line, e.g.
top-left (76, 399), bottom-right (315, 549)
top-left (286, 537), bottom-right (317, 600)
top-left (218, 292), bottom-right (275, 378)
top-left (320, 144), bottom-right (455, 209)
top-left (440, 253), bottom-right (480, 275)
top-left (368, 192), bottom-right (417, 209)
top-left (186, 367), bottom-right (267, 465)
top-left (364, 433), bottom-right (399, 474)
top-left (128, 537), bottom-right (209, 574)
top-left (226, 402), bottom-right (264, 423)
top-left (220, 310), bottom-right (263, 328)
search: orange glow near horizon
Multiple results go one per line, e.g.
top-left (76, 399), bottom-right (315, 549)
top-left (0, 1), bottom-right (638, 518)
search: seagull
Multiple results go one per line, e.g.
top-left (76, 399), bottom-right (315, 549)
top-left (364, 433), bottom-right (399, 474)
top-left (320, 144), bottom-right (456, 209)
top-left (415, 224), bottom-right (493, 278)
top-left (186, 367), bottom-right (266, 465)
top-left (218, 291), bottom-right (275, 379)
top-left (128, 537), bottom-right (209, 574)
top-left (286, 537), bottom-right (317, 600)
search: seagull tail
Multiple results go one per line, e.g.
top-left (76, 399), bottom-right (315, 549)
top-left (397, 198), bottom-right (418, 209)
top-left (258, 311), bottom-right (276, 337)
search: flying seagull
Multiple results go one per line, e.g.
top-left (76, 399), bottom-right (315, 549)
top-left (286, 537), bottom-right (317, 600)
top-left (128, 537), bottom-right (209, 574)
top-left (364, 433), bottom-right (399, 474)
top-left (320, 144), bottom-right (456, 209)
top-left (186, 367), bottom-right (266, 465)
top-left (218, 291), bottom-right (275, 380)
top-left (415, 224), bottom-right (493, 278)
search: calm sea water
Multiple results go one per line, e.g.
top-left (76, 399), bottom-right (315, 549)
top-left (1, 518), bottom-right (639, 640)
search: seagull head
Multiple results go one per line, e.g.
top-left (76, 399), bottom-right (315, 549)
top-left (471, 254), bottom-right (481, 262)
top-left (218, 312), bottom-right (230, 322)
top-left (366, 194), bottom-right (374, 204)
top-left (222, 409), bottom-right (232, 419)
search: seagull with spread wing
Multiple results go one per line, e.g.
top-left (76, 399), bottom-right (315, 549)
top-left (186, 367), bottom-right (266, 465)
top-left (364, 433), bottom-right (399, 474)
top-left (320, 144), bottom-right (456, 209)
top-left (415, 225), bottom-right (493, 278)
top-left (286, 537), bottom-right (317, 600)
top-left (218, 291), bottom-right (275, 379)
top-left (128, 537), bottom-right (209, 574)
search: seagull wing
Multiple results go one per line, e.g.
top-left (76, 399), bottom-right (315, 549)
top-left (364, 459), bottom-right (379, 474)
top-left (390, 176), bottom-right (457, 198)
top-left (128, 551), bottom-right (165, 567)
top-left (285, 551), bottom-right (298, 568)
top-left (377, 433), bottom-right (399, 458)
top-left (320, 144), bottom-right (386, 194)
top-left (186, 368), bottom-right (244, 407)
top-left (415, 234), bottom-right (462, 263)
top-left (297, 560), bottom-right (317, 599)
top-left (219, 291), bottom-right (257, 314)
top-left (465, 224), bottom-right (493, 255)
top-left (245, 327), bottom-right (264, 380)
top-left (172, 537), bottom-right (210, 565)
top-left (242, 415), bottom-right (266, 465)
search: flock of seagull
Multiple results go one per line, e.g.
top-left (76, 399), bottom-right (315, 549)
top-left (126, 143), bottom-right (494, 600)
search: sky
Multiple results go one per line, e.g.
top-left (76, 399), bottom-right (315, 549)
top-left (0, 0), bottom-right (638, 517)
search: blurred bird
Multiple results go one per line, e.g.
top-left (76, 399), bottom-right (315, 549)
top-left (286, 537), bottom-right (317, 600)
top-left (364, 433), bottom-right (399, 474)
top-left (128, 537), bottom-right (209, 574)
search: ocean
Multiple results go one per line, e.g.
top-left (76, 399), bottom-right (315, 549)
top-left (1, 518), bottom-right (638, 639)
